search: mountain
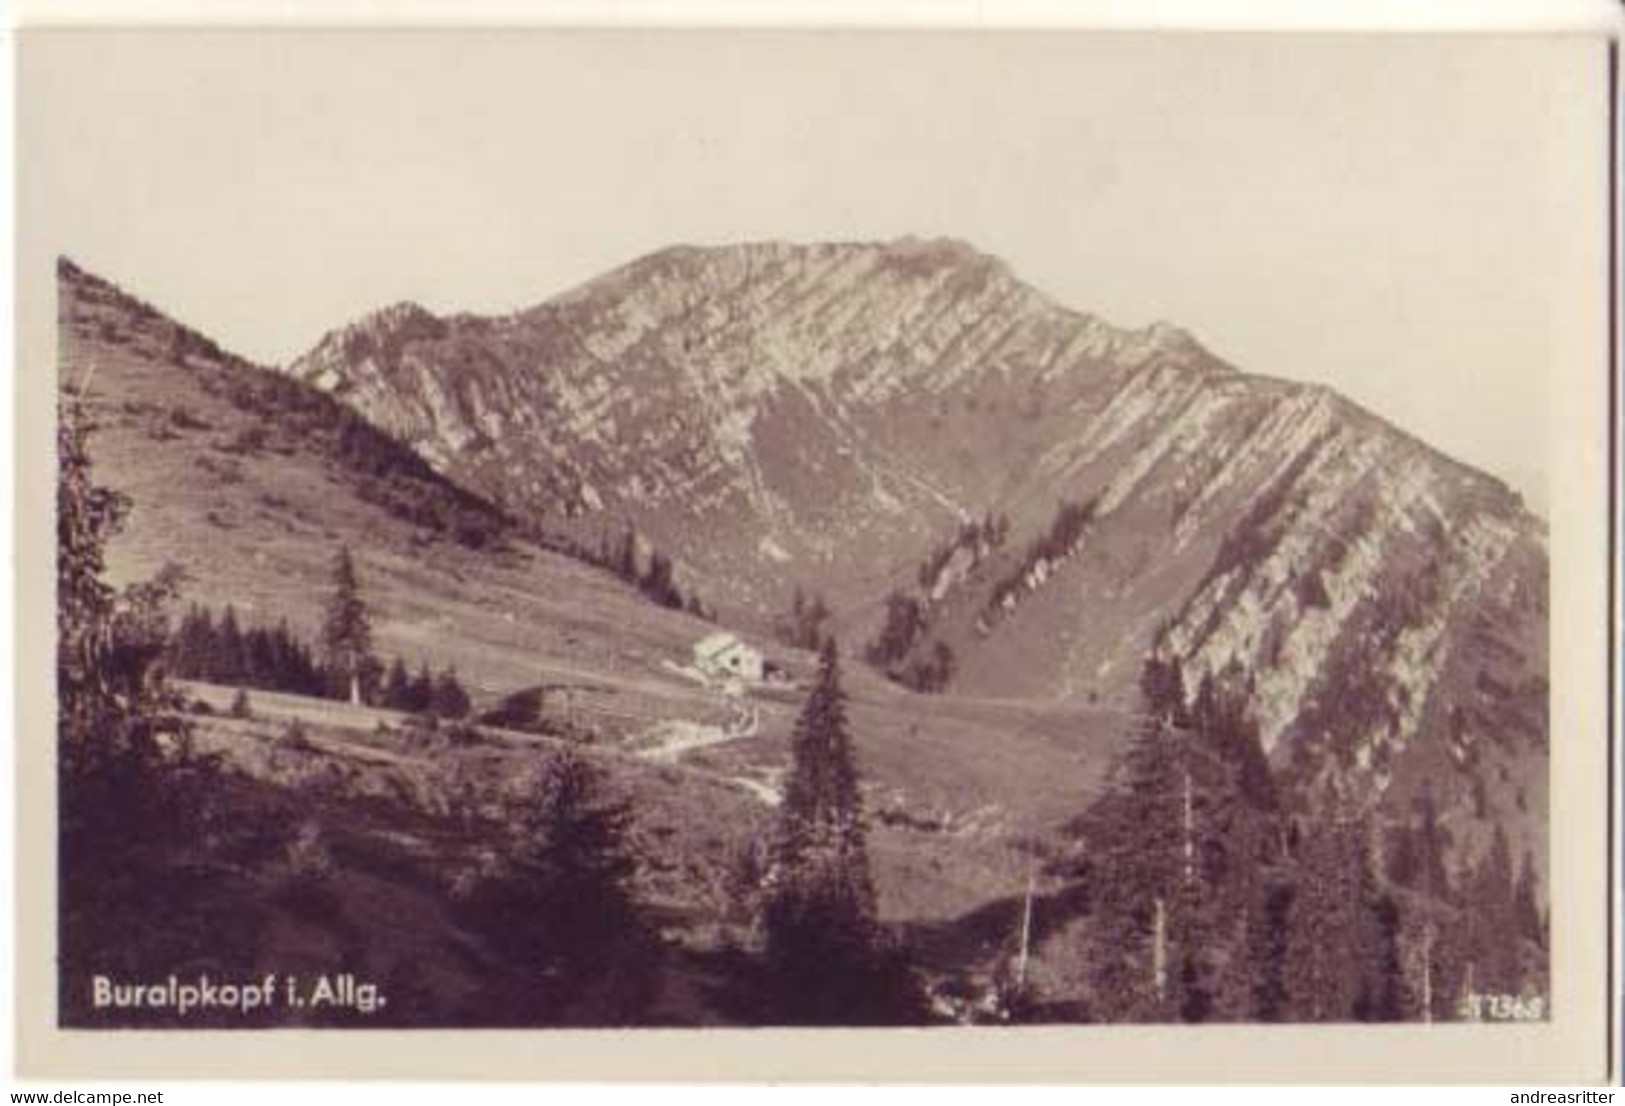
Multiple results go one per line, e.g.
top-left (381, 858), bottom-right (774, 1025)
top-left (288, 238), bottom-right (1222, 615)
top-left (55, 256), bottom-right (717, 700)
top-left (56, 247), bottom-right (1550, 1020)
top-left (56, 256), bottom-right (1118, 932)
top-left (291, 239), bottom-right (1546, 848)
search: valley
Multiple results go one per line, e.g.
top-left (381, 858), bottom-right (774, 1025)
top-left (55, 241), bottom-right (1549, 1025)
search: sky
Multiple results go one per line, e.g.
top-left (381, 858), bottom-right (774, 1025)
top-left (19, 29), bottom-right (1611, 513)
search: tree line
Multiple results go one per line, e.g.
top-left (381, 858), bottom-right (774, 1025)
top-left (164, 553), bottom-right (471, 720)
top-left (983, 497), bottom-right (1097, 618)
top-left (59, 374), bottom-right (1544, 1026)
top-left (1074, 653), bottom-right (1545, 1023)
top-left (590, 526), bottom-right (709, 617)
top-left (58, 394), bottom-right (653, 1024)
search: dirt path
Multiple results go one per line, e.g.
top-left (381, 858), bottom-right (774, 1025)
top-left (183, 680), bottom-right (784, 808)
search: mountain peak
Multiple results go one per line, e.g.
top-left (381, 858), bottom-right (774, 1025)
top-left (357, 299), bottom-right (439, 330)
top-left (1129, 319), bottom-right (1214, 365)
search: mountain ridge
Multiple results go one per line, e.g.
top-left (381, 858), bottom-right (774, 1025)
top-left (283, 238), bottom-right (1546, 887)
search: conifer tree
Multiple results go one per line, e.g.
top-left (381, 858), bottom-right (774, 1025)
top-left (865, 591), bottom-right (925, 671)
top-left (616, 528), bottom-right (638, 582)
top-left (1280, 810), bottom-right (1393, 1021)
top-left (1358, 892), bottom-right (1411, 1022)
top-left (1382, 783), bottom-right (1454, 1019)
top-left (409, 660), bottom-right (435, 714)
top-left (463, 749), bottom-right (658, 1024)
top-left (1081, 655), bottom-right (1288, 1023)
top-left (1512, 850), bottom-right (1544, 948)
top-left (1193, 665), bottom-right (1276, 813)
top-left (1461, 824), bottom-right (1522, 997)
top-left (1415, 786), bottom-right (1453, 900)
top-left (321, 546), bottom-right (374, 704)
top-left (58, 394), bottom-right (216, 1015)
top-left (1083, 673), bottom-right (1190, 1020)
top-left (215, 604), bottom-right (247, 684)
top-left (760, 639), bottom-right (916, 1023)
top-left (169, 604), bottom-right (214, 680)
top-left (383, 656), bottom-right (412, 711)
top-left (640, 552), bottom-right (683, 609)
top-left (783, 587), bottom-right (833, 651)
top-left (431, 666), bottom-right (472, 720)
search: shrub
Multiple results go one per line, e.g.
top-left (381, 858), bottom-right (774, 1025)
top-left (277, 720), bottom-right (316, 752)
top-left (478, 687), bottom-right (547, 733)
top-left (168, 406), bottom-right (211, 432)
top-left (221, 425), bottom-right (270, 456)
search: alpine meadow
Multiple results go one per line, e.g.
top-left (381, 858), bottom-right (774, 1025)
top-left (55, 230), bottom-right (1548, 1028)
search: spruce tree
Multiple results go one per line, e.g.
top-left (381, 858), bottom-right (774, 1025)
top-left (1083, 677), bottom-right (1190, 1021)
top-left (616, 528), bottom-right (638, 582)
top-left (383, 656), bottom-right (412, 711)
top-left (58, 394), bottom-right (216, 1017)
top-left (641, 552), bottom-right (682, 609)
top-left (1083, 655), bottom-right (1272, 1022)
top-left (865, 591), bottom-right (925, 672)
top-left (321, 546), bottom-right (374, 704)
top-left (462, 749), bottom-right (658, 1024)
top-left (409, 660), bottom-right (434, 714)
top-left (1415, 785), bottom-right (1453, 901)
top-left (1280, 810), bottom-right (1391, 1021)
top-left (216, 604), bottom-right (246, 685)
top-left (169, 604), bottom-right (214, 680)
top-left (1365, 892), bottom-right (1410, 1021)
top-left (1462, 824), bottom-right (1521, 996)
top-left (432, 666), bottom-right (472, 720)
top-left (761, 639), bottom-right (915, 1023)
top-left (1512, 850), bottom-right (1544, 948)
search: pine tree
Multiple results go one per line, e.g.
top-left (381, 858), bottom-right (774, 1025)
top-left (169, 603), bottom-right (214, 680)
top-left (321, 546), bottom-right (374, 704)
top-left (1365, 892), bottom-right (1410, 1021)
top-left (431, 666), bottom-right (472, 720)
top-left (1280, 810), bottom-right (1392, 1021)
top-left (783, 587), bottom-right (833, 651)
top-left (461, 749), bottom-right (658, 1024)
top-left (1385, 783), bottom-right (1453, 1020)
top-left (1193, 665), bottom-right (1277, 813)
top-left (58, 394), bottom-right (216, 1017)
top-left (214, 604), bottom-right (245, 684)
top-left (865, 591), bottom-right (925, 671)
top-left (409, 660), bottom-right (434, 714)
top-left (1251, 881), bottom-right (1295, 1021)
top-left (1462, 824), bottom-right (1521, 997)
top-left (1079, 656), bottom-right (1288, 1023)
top-left (1083, 676), bottom-right (1190, 1021)
top-left (616, 528), bottom-right (639, 582)
top-left (640, 552), bottom-right (683, 609)
top-left (269, 619), bottom-right (305, 694)
top-left (1416, 786), bottom-right (1453, 901)
top-left (760, 639), bottom-right (916, 1024)
top-left (382, 656), bottom-right (412, 711)
top-left (1512, 850), bottom-right (1544, 948)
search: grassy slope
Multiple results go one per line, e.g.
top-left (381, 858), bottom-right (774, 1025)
top-left (62, 261), bottom-right (1128, 1018)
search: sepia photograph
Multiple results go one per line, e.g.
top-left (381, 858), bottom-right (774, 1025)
top-left (12, 15), bottom-right (1615, 1083)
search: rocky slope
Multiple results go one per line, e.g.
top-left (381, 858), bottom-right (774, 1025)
top-left (289, 239), bottom-right (1222, 612)
top-left (290, 238), bottom-right (1548, 873)
top-left (57, 256), bottom-right (1118, 934)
